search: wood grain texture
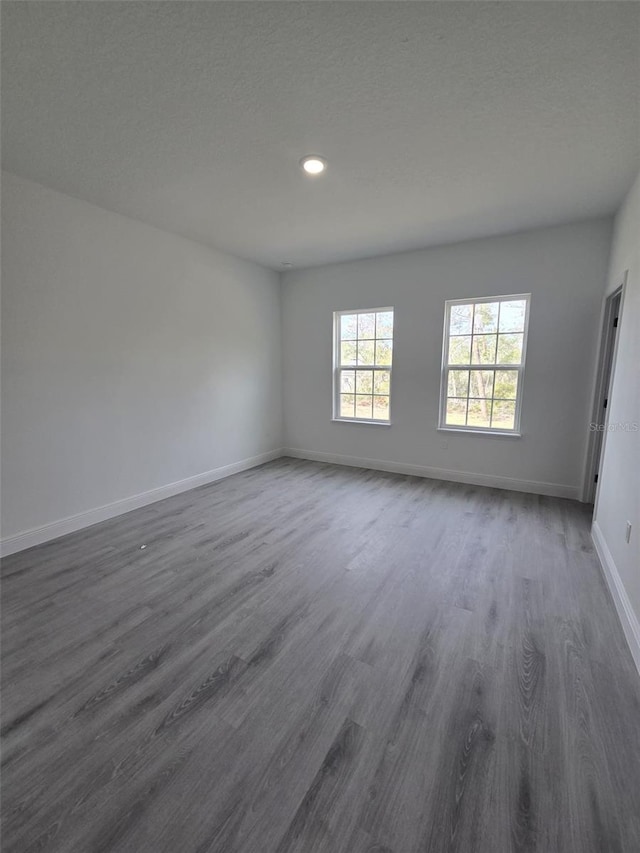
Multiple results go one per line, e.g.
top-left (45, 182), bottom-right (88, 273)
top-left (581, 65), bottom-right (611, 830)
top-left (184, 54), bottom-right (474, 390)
top-left (2, 458), bottom-right (639, 852)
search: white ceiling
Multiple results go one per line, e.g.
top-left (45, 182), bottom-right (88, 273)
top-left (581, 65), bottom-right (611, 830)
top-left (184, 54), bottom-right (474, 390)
top-left (2, 2), bottom-right (639, 270)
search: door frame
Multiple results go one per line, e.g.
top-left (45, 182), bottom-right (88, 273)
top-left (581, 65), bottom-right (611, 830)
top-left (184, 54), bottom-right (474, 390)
top-left (582, 271), bottom-right (627, 504)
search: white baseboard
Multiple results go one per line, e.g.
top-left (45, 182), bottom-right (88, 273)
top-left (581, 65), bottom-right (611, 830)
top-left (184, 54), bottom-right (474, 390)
top-left (283, 447), bottom-right (579, 500)
top-left (0, 448), bottom-right (284, 558)
top-left (592, 520), bottom-right (640, 676)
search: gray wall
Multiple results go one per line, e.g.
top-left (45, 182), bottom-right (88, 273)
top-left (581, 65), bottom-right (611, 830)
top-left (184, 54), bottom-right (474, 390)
top-left (593, 168), bottom-right (640, 643)
top-left (281, 219), bottom-right (612, 498)
top-left (1, 172), bottom-right (283, 540)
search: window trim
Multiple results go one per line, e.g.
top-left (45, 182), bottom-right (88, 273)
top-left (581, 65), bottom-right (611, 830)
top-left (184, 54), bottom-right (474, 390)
top-left (333, 307), bottom-right (394, 425)
top-left (438, 293), bottom-right (531, 436)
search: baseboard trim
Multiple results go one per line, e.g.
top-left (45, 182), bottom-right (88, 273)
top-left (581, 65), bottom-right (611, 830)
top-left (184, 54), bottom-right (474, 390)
top-left (283, 447), bottom-right (579, 500)
top-left (0, 448), bottom-right (284, 558)
top-left (592, 520), bottom-right (640, 676)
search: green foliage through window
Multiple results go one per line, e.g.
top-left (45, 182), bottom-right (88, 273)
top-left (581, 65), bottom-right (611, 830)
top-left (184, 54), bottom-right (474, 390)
top-left (336, 309), bottom-right (394, 422)
top-left (443, 296), bottom-right (529, 432)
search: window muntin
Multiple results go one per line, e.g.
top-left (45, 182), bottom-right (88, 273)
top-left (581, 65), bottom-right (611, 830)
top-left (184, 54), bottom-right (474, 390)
top-left (440, 295), bottom-right (530, 433)
top-left (334, 308), bottom-right (394, 423)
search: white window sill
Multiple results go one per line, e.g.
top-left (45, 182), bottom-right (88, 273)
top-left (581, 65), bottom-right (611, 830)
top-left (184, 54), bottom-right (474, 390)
top-left (438, 427), bottom-right (521, 438)
top-left (332, 418), bottom-right (391, 427)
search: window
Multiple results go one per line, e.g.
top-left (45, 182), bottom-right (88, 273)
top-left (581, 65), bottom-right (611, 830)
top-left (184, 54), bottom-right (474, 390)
top-left (334, 308), bottom-right (394, 423)
top-left (440, 294), bottom-right (530, 434)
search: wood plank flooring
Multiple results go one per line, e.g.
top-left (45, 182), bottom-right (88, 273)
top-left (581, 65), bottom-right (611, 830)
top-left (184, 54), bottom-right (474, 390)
top-left (2, 458), bottom-right (639, 852)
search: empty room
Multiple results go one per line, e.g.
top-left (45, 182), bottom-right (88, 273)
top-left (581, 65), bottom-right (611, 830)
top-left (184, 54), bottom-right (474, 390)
top-left (2, 2), bottom-right (640, 851)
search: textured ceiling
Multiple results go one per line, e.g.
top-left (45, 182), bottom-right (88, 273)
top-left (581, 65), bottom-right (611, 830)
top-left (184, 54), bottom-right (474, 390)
top-left (2, 2), bottom-right (639, 269)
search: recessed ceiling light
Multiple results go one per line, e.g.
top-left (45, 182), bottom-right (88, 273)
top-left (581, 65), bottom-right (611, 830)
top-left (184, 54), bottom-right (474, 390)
top-left (281, 262), bottom-right (293, 268)
top-left (300, 155), bottom-right (327, 176)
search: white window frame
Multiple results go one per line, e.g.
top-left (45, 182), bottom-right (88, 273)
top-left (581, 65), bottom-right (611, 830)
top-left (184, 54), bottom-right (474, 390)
top-left (439, 293), bottom-right (531, 436)
top-left (333, 307), bottom-right (394, 425)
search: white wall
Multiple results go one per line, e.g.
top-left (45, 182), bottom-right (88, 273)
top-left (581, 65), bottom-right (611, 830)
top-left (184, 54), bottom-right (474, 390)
top-left (282, 220), bottom-right (612, 498)
top-left (592, 169), bottom-right (640, 669)
top-left (1, 172), bottom-right (283, 546)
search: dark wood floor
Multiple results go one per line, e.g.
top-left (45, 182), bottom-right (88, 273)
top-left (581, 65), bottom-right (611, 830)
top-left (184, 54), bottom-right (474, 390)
top-left (2, 458), bottom-right (640, 852)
